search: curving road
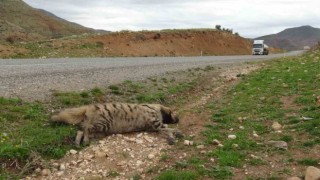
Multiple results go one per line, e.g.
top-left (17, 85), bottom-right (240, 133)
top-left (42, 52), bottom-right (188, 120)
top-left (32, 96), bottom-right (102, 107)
top-left (0, 51), bottom-right (304, 101)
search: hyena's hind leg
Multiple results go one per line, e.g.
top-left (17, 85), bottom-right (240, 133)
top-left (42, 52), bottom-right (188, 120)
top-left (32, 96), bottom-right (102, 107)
top-left (82, 128), bottom-right (90, 146)
top-left (75, 130), bottom-right (84, 147)
top-left (75, 129), bottom-right (91, 146)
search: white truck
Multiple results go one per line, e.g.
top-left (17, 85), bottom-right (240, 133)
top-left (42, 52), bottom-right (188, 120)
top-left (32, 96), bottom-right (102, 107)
top-left (252, 40), bottom-right (269, 55)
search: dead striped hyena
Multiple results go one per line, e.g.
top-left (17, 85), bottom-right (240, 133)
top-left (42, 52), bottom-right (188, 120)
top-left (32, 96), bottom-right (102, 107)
top-left (51, 103), bottom-right (183, 146)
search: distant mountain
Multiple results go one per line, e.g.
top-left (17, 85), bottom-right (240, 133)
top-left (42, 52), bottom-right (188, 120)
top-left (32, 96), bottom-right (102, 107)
top-left (255, 25), bottom-right (320, 50)
top-left (0, 0), bottom-right (94, 43)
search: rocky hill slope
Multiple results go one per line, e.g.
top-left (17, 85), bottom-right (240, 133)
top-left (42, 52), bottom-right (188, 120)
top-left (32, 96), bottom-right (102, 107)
top-left (255, 25), bottom-right (320, 50)
top-left (0, 0), bottom-right (93, 43)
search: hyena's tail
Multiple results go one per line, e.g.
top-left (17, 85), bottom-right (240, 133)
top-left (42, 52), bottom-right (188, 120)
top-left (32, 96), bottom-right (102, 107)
top-left (51, 106), bottom-right (88, 125)
top-left (160, 106), bottom-right (179, 124)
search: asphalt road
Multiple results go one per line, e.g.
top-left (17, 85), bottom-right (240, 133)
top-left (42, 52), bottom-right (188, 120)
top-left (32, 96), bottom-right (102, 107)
top-left (0, 51), bottom-right (304, 101)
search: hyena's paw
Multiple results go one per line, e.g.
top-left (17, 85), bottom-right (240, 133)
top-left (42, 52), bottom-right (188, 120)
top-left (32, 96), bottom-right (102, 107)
top-left (167, 137), bottom-right (175, 145)
top-left (174, 131), bottom-right (184, 139)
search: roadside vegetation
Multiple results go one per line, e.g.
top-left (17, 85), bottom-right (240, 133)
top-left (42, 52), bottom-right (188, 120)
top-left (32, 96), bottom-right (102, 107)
top-left (1, 48), bottom-right (319, 179)
top-left (155, 48), bottom-right (320, 179)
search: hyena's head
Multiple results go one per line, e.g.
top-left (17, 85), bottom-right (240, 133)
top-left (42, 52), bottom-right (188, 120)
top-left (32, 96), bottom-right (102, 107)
top-left (160, 106), bottom-right (179, 124)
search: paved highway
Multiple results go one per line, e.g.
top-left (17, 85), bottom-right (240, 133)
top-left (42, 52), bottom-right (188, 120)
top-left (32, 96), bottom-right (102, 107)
top-left (0, 51), bottom-right (304, 101)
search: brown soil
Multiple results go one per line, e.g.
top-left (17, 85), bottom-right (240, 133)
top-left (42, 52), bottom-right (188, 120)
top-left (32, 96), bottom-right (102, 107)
top-left (0, 44), bottom-right (28, 58)
top-left (44, 30), bottom-right (253, 58)
top-left (90, 31), bottom-right (252, 56)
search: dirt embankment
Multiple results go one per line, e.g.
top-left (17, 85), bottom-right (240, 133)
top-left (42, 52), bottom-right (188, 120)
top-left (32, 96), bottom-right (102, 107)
top-left (86, 30), bottom-right (252, 56)
top-left (1, 29), bottom-right (282, 58)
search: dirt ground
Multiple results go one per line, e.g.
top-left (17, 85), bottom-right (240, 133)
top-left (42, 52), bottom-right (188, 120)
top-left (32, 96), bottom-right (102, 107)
top-left (0, 44), bottom-right (27, 58)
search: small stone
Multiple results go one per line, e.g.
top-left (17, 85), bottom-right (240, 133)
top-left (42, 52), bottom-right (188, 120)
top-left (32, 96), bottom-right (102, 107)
top-left (196, 145), bottom-right (205, 149)
top-left (232, 144), bottom-right (239, 148)
top-left (228, 135), bottom-right (237, 139)
top-left (35, 168), bottom-right (41, 173)
top-left (59, 164), bottom-right (66, 171)
top-left (212, 139), bottom-right (221, 145)
top-left (85, 154), bottom-right (95, 160)
top-left (148, 154), bottom-right (155, 159)
top-left (268, 141), bottom-right (288, 150)
top-left (52, 163), bottom-right (59, 168)
top-left (210, 158), bottom-right (215, 162)
top-left (69, 149), bottom-right (77, 155)
top-left (200, 150), bottom-right (206, 154)
top-left (99, 140), bottom-right (105, 145)
top-left (239, 126), bottom-right (245, 130)
top-left (136, 139), bottom-right (144, 144)
top-left (136, 160), bottom-right (143, 166)
top-left (144, 136), bottom-right (153, 143)
top-left (260, 97), bottom-right (266, 101)
top-left (41, 169), bottom-right (51, 176)
top-left (272, 122), bottom-right (282, 130)
top-left (250, 154), bottom-right (259, 159)
top-left (56, 171), bottom-right (64, 177)
top-left (116, 161), bottom-right (125, 166)
top-left (305, 166), bottom-right (320, 180)
top-left (218, 144), bottom-right (224, 147)
top-left (95, 151), bottom-right (108, 158)
top-left (184, 140), bottom-right (190, 145)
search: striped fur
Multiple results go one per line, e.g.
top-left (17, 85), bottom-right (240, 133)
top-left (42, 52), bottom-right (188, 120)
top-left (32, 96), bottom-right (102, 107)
top-left (51, 103), bottom-right (182, 146)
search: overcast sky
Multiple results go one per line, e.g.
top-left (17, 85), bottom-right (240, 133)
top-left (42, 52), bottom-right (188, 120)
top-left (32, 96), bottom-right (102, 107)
top-left (23, 0), bottom-right (320, 38)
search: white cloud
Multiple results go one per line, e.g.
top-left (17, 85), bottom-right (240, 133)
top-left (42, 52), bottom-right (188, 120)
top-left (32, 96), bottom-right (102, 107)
top-left (23, 0), bottom-right (320, 38)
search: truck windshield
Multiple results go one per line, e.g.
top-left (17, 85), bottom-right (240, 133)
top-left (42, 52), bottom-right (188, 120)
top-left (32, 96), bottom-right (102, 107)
top-left (253, 44), bottom-right (263, 48)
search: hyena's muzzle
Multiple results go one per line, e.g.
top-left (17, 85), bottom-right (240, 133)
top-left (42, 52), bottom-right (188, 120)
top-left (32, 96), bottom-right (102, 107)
top-left (161, 107), bottom-right (179, 124)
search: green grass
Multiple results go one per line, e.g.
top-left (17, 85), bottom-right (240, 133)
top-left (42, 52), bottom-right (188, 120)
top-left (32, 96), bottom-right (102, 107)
top-left (297, 159), bottom-right (319, 166)
top-left (203, 49), bottom-right (320, 178)
top-left (0, 97), bottom-right (76, 178)
top-left (53, 87), bottom-right (104, 107)
top-left (157, 170), bottom-right (198, 180)
top-left (209, 166), bottom-right (233, 179)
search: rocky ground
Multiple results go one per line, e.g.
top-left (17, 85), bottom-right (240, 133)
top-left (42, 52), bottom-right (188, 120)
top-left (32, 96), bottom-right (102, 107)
top-left (24, 133), bottom-right (172, 180)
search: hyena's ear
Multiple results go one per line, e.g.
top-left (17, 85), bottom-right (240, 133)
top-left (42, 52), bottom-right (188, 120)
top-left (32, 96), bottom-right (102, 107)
top-left (161, 106), bottom-right (179, 124)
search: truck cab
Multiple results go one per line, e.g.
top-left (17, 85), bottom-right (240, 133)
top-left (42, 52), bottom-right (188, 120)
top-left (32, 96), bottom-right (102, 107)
top-left (252, 40), bottom-right (269, 55)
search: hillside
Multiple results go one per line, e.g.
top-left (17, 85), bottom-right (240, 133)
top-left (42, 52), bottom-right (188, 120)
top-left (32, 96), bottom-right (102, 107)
top-left (2, 30), bottom-right (254, 58)
top-left (0, 0), bottom-right (93, 43)
top-left (256, 25), bottom-right (320, 50)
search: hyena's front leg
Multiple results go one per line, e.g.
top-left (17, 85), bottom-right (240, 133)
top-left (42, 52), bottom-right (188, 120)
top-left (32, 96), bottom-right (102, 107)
top-left (151, 121), bottom-right (176, 145)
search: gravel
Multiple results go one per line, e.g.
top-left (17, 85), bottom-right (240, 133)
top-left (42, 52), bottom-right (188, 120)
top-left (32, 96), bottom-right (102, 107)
top-left (23, 133), bottom-right (171, 180)
top-left (0, 51), bottom-right (303, 101)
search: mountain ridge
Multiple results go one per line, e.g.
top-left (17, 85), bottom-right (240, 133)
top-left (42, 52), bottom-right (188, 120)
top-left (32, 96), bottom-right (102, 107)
top-left (0, 0), bottom-right (94, 43)
top-left (255, 25), bottom-right (320, 50)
